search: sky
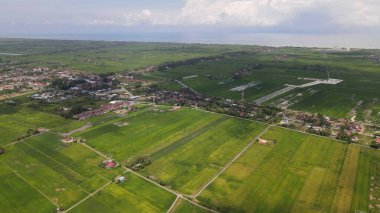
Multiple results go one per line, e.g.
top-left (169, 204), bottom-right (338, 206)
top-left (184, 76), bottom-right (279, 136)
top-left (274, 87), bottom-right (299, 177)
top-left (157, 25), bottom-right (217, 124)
top-left (1, 0), bottom-right (380, 47)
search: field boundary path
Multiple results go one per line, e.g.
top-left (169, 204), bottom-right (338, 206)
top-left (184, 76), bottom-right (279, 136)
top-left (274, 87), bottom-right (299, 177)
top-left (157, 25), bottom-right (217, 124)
top-left (2, 162), bottom-right (60, 208)
top-left (65, 181), bottom-right (112, 212)
top-left (78, 141), bottom-right (218, 213)
top-left (4, 132), bottom-right (44, 147)
top-left (167, 195), bottom-right (180, 213)
top-left (191, 125), bottom-right (272, 197)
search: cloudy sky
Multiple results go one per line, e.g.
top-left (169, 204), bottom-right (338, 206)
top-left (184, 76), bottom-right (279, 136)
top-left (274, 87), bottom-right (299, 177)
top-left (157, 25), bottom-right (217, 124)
top-left (1, 0), bottom-right (380, 45)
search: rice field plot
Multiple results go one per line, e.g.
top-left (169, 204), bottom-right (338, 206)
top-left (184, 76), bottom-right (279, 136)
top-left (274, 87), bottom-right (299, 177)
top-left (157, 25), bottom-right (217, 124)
top-left (352, 147), bottom-right (380, 212)
top-left (0, 133), bottom-right (121, 209)
top-left (77, 108), bottom-right (223, 165)
top-left (198, 127), bottom-right (364, 213)
top-left (172, 198), bottom-right (209, 213)
top-left (70, 172), bottom-right (176, 213)
top-left (140, 114), bottom-right (268, 194)
top-left (0, 162), bottom-right (56, 213)
top-left (77, 107), bottom-right (267, 195)
top-left (0, 103), bottom-right (84, 146)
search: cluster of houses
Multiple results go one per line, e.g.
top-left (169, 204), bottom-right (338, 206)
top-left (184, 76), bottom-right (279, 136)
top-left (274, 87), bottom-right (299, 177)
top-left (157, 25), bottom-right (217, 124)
top-left (0, 68), bottom-right (51, 93)
top-left (73, 101), bottom-right (132, 120)
top-left (31, 91), bottom-right (71, 102)
top-left (279, 111), bottom-right (371, 142)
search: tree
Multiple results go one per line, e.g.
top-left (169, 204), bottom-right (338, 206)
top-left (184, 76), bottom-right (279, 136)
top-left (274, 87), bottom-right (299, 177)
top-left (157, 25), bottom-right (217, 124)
top-left (0, 148), bottom-right (4, 155)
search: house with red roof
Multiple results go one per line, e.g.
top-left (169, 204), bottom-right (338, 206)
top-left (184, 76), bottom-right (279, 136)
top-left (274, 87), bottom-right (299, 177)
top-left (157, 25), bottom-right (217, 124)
top-left (102, 159), bottom-right (117, 168)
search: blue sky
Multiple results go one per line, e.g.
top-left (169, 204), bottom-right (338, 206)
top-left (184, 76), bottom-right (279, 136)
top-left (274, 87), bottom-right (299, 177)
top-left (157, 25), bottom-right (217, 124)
top-left (1, 0), bottom-right (380, 36)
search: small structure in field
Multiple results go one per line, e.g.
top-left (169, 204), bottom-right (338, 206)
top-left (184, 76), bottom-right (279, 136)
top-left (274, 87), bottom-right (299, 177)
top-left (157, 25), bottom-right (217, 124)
top-left (258, 138), bottom-right (273, 144)
top-left (62, 137), bottom-right (85, 144)
top-left (37, 128), bottom-right (48, 133)
top-left (114, 121), bottom-right (129, 127)
top-left (115, 109), bottom-right (128, 115)
top-left (115, 175), bottom-right (127, 184)
top-left (102, 159), bottom-right (118, 169)
top-left (170, 106), bottom-right (181, 111)
top-left (62, 137), bottom-right (75, 143)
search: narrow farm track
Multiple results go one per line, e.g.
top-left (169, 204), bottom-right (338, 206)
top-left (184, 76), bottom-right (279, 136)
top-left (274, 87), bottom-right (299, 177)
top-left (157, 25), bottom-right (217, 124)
top-left (1, 162), bottom-right (59, 208)
top-left (65, 181), bottom-right (112, 212)
top-left (191, 125), bottom-right (272, 197)
top-left (126, 167), bottom-right (218, 212)
top-left (167, 195), bottom-right (180, 213)
top-left (4, 132), bottom-right (43, 147)
top-left (78, 140), bottom-right (218, 212)
top-left (79, 142), bottom-right (109, 159)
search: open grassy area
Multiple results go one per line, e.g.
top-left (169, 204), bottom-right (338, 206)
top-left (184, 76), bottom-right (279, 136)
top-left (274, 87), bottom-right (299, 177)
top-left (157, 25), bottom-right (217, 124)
top-left (71, 172), bottom-right (176, 213)
top-left (198, 127), bottom-right (368, 212)
top-left (0, 133), bottom-right (121, 210)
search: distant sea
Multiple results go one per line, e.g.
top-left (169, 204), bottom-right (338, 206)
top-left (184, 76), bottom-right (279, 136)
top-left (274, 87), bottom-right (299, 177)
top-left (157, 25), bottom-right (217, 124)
top-left (5, 32), bottom-right (380, 49)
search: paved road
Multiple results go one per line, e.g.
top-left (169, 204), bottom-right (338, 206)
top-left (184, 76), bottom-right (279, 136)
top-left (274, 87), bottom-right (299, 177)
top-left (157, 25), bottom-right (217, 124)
top-left (61, 123), bottom-right (92, 137)
top-left (175, 80), bottom-right (198, 94)
top-left (253, 78), bottom-right (343, 104)
top-left (254, 86), bottom-right (297, 104)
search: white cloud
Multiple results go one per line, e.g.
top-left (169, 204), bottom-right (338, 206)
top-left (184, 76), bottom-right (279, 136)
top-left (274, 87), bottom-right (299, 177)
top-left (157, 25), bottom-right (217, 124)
top-left (179, 0), bottom-right (317, 26)
top-left (329, 0), bottom-right (380, 27)
top-left (120, 0), bottom-right (380, 28)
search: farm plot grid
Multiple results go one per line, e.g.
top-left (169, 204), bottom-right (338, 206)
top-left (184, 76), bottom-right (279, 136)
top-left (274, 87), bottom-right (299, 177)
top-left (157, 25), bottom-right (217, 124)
top-left (76, 107), bottom-right (268, 195)
top-left (0, 103), bottom-right (85, 146)
top-left (197, 127), bottom-right (377, 213)
top-left (1, 105), bottom-right (380, 213)
top-left (0, 133), bottom-right (123, 211)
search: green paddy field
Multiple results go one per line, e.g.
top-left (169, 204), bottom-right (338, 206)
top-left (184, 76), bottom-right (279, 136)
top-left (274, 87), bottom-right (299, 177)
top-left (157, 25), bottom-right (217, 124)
top-left (1, 106), bottom-right (380, 212)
